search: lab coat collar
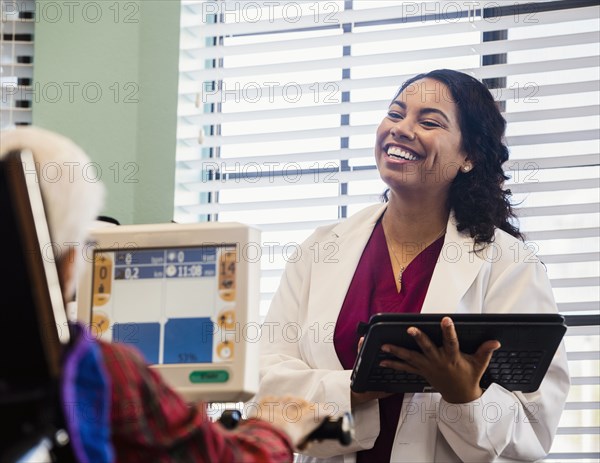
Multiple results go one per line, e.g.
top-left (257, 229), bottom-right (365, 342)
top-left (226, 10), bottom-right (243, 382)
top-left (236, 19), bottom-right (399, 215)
top-left (328, 204), bottom-right (485, 316)
top-left (306, 204), bottom-right (484, 369)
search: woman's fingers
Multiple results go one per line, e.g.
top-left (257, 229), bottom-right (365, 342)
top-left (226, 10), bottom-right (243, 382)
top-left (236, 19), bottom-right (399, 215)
top-left (381, 324), bottom-right (444, 367)
top-left (407, 325), bottom-right (438, 358)
top-left (379, 358), bottom-right (420, 374)
top-left (377, 318), bottom-right (502, 403)
top-left (441, 317), bottom-right (460, 358)
top-left (474, 339), bottom-right (501, 368)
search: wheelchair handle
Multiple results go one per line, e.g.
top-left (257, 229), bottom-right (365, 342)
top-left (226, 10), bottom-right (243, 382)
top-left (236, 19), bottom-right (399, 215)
top-left (306, 412), bottom-right (354, 446)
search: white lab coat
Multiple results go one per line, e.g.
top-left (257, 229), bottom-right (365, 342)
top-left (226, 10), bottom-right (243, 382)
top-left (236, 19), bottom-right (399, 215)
top-left (258, 203), bottom-right (570, 463)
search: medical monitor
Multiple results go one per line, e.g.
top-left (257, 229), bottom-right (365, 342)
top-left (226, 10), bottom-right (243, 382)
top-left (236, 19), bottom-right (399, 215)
top-left (77, 222), bottom-right (261, 403)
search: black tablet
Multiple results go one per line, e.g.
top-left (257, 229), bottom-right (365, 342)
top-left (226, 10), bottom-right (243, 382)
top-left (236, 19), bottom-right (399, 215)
top-left (350, 313), bottom-right (566, 394)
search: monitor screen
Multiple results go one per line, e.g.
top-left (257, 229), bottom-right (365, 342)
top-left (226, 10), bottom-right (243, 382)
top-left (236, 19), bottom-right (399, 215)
top-left (77, 222), bottom-right (261, 403)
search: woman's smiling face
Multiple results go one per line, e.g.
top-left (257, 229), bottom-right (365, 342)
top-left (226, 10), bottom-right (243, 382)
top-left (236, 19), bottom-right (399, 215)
top-left (375, 78), bottom-right (469, 197)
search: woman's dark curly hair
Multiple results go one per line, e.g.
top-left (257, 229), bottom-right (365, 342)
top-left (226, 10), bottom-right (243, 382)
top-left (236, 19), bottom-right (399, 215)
top-left (384, 69), bottom-right (523, 247)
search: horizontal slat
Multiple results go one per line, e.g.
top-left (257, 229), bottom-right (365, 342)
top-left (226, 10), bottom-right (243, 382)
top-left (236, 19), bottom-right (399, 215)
top-left (566, 325), bottom-right (600, 336)
top-left (541, 253), bottom-right (600, 264)
top-left (505, 129), bottom-right (600, 148)
top-left (571, 376), bottom-right (600, 385)
top-left (546, 454), bottom-right (600, 461)
top-left (176, 147), bottom-right (368, 166)
top-left (257, 218), bottom-right (338, 232)
top-left (526, 228), bottom-right (600, 241)
top-left (517, 203), bottom-right (600, 218)
top-left (556, 426), bottom-right (600, 435)
top-left (504, 105), bottom-right (600, 124)
top-left (176, 148), bottom-right (598, 174)
top-left (0, 107), bottom-right (33, 113)
top-left (551, 277), bottom-right (600, 288)
top-left (182, 123), bottom-right (371, 146)
top-left (563, 401), bottom-right (600, 410)
top-left (556, 300), bottom-right (600, 314)
top-left (177, 194), bottom-right (382, 214)
top-left (179, 166), bottom-right (598, 192)
top-left (567, 350), bottom-right (600, 361)
top-left (178, 167), bottom-right (375, 191)
top-left (176, 151), bottom-right (349, 168)
top-left (507, 154), bottom-right (600, 170)
top-left (564, 330), bottom-right (600, 337)
top-left (1, 17), bottom-right (34, 24)
top-left (176, 141), bottom-right (598, 169)
top-left (509, 177), bottom-right (600, 194)
top-left (0, 63), bottom-right (33, 68)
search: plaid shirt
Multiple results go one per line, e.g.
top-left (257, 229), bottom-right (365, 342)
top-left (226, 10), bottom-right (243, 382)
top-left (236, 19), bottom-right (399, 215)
top-left (99, 341), bottom-right (293, 463)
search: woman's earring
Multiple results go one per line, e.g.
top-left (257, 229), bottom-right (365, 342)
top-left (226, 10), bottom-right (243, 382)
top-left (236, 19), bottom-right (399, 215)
top-left (461, 164), bottom-right (472, 173)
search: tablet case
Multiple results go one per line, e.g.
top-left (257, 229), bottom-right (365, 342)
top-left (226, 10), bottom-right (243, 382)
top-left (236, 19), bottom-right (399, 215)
top-left (350, 313), bottom-right (566, 394)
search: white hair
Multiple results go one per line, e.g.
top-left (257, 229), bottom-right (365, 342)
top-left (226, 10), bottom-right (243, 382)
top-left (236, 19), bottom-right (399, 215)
top-left (0, 126), bottom-right (106, 263)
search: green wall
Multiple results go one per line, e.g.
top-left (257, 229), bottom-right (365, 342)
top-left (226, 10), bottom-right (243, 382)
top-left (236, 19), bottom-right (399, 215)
top-left (32, 1), bottom-right (181, 225)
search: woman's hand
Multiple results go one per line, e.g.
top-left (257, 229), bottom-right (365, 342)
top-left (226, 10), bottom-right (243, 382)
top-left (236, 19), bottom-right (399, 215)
top-left (379, 317), bottom-right (501, 403)
top-left (351, 336), bottom-right (394, 407)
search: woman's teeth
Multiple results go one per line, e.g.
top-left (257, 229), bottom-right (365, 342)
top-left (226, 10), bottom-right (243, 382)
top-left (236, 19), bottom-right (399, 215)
top-left (387, 146), bottom-right (418, 161)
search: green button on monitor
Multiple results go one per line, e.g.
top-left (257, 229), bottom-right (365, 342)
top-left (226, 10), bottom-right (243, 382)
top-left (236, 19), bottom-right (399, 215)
top-left (189, 370), bottom-right (229, 383)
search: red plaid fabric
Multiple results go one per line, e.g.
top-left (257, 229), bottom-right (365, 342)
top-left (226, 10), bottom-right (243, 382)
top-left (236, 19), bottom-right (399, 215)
top-left (99, 341), bottom-right (293, 463)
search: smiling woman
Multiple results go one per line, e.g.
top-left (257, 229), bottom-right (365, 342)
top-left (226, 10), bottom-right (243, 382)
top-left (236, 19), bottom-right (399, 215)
top-left (379, 70), bottom-right (524, 251)
top-left (256, 68), bottom-right (570, 463)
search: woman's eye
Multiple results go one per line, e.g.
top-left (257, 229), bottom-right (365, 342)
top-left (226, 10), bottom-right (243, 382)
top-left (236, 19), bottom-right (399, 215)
top-left (421, 120), bottom-right (442, 128)
top-left (388, 111), bottom-right (403, 119)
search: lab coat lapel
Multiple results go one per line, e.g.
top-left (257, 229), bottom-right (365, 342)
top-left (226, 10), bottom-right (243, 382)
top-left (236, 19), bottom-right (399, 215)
top-left (421, 214), bottom-right (484, 314)
top-left (306, 204), bottom-right (388, 370)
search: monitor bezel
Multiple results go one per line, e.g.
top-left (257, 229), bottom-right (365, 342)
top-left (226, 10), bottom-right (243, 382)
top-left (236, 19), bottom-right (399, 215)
top-left (1, 150), bottom-right (69, 380)
top-left (76, 222), bottom-right (261, 403)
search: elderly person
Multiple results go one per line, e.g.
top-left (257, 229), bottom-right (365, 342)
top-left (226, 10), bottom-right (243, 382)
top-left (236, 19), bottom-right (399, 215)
top-left (1, 126), bottom-right (322, 463)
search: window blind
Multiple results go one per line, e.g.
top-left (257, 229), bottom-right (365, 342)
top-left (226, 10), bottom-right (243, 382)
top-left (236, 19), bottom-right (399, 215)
top-left (0, 0), bottom-right (35, 128)
top-left (176, 1), bottom-right (599, 459)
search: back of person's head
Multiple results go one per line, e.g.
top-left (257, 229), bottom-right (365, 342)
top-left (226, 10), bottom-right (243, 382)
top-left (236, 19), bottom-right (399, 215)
top-left (1, 126), bottom-right (106, 285)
